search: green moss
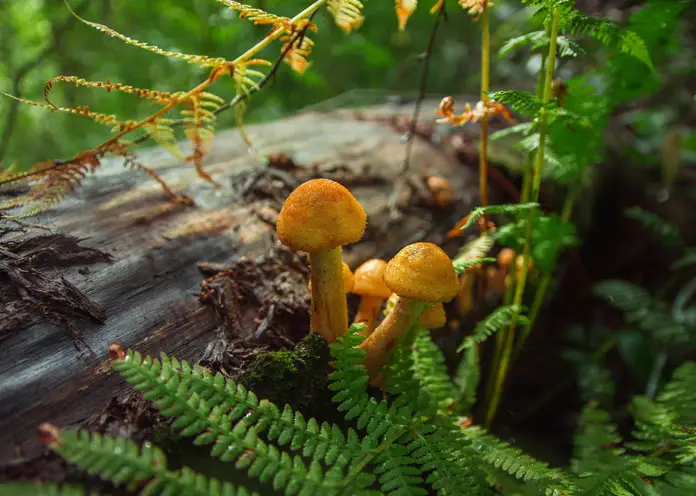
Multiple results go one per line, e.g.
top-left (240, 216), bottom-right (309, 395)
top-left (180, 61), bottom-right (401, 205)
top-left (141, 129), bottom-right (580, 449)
top-left (239, 333), bottom-right (332, 417)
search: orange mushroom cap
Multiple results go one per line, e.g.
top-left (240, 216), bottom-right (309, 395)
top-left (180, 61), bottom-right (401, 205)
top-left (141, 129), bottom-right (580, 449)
top-left (384, 242), bottom-right (458, 303)
top-left (352, 259), bottom-right (391, 299)
top-left (342, 262), bottom-right (355, 293)
top-left (418, 303), bottom-right (447, 329)
top-left (497, 248), bottom-right (516, 269)
top-left (276, 178), bottom-right (367, 253)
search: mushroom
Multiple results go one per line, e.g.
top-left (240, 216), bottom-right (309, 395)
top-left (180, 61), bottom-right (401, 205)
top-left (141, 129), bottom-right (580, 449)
top-left (426, 175), bottom-right (454, 208)
top-left (308, 261), bottom-right (354, 293)
top-left (418, 302), bottom-right (447, 329)
top-left (359, 242), bottom-right (458, 379)
top-left (351, 259), bottom-right (391, 336)
top-left (277, 178), bottom-right (367, 343)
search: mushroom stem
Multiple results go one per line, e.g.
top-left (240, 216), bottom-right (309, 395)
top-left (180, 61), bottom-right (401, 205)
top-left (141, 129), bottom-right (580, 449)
top-left (359, 297), bottom-right (426, 379)
top-left (309, 247), bottom-right (348, 342)
top-left (353, 296), bottom-right (384, 336)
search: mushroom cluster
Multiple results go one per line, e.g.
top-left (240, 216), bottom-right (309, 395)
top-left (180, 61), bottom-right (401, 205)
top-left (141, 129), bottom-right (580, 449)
top-left (276, 178), bottom-right (458, 382)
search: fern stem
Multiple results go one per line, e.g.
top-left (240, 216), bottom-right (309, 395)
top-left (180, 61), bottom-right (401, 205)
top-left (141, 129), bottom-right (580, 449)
top-left (484, 7), bottom-right (561, 428)
top-left (479, 1), bottom-right (491, 225)
top-left (510, 179), bottom-right (580, 365)
top-left (41, 0), bottom-right (327, 176)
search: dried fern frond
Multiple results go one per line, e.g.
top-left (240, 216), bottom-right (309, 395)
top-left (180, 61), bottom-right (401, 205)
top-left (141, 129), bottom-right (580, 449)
top-left (1, 93), bottom-right (137, 133)
top-left (327, 0), bottom-right (365, 33)
top-left (395, 0), bottom-right (418, 31)
top-left (459, 0), bottom-right (495, 20)
top-left (214, 0), bottom-right (292, 27)
top-left (65, 3), bottom-right (227, 68)
top-left (44, 76), bottom-right (177, 107)
top-left (280, 21), bottom-right (317, 74)
top-left (182, 92), bottom-right (225, 185)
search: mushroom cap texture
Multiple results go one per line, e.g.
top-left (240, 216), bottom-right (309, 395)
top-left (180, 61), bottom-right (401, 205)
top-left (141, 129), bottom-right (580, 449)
top-left (276, 179), bottom-right (366, 253)
top-left (384, 242), bottom-right (458, 303)
top-left (419, 303), bottom-right (447, 329)
top-left (352, 259), bottom-right (391, 299)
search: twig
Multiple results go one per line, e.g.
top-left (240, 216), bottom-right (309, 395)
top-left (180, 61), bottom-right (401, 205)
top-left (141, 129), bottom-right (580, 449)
top-left (0, 0), bottom-right (91, 163)
top-left (400, 2), bottom-right (447, 175)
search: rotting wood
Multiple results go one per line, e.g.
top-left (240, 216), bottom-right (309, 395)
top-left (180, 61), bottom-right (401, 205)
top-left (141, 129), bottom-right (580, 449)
top-left (0, 100), bottom-right (481, 474)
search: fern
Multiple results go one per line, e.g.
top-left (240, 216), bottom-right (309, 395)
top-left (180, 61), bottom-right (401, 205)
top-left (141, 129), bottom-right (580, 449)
top-left (453, 257), bottom-right (495, 275)
top-left (624, 206), bottom-right (682, 247)
top-left (327, 0), bottom-right (365, 33)
top-left (0, 484), bottom-right (90, 496)
top-left (594, 280), bottom-right (694, 346)
top-left (561, 11), bottom-right (653, 71)
top-left (459, 425), bottom-right (577, 496)
top-left (38, 425), bottom-right (257, 495)
top-left (458, 305), bottom-right (529, 351)
top-left (461, 203), bottom-right (540, 231)
top-left (453, 346), bottom-right (480, 416)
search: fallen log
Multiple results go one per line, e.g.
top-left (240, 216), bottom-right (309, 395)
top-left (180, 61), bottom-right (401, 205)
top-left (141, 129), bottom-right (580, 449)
top-left (0, 100), bottom-right (481, 476)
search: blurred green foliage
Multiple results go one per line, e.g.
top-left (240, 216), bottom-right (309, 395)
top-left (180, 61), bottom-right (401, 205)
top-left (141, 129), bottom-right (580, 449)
top-left (0, 0), bottom-right (694, 174)
top-left (0, 0), bottom-right (490, 168)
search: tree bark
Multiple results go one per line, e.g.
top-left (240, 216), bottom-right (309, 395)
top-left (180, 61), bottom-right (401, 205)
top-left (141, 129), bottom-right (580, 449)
top-left (0, 100), bottom-right (479, 472)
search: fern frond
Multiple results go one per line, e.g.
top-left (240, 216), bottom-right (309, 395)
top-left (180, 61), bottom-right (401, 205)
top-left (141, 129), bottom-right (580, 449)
top-left (498, 31), bottom-right (548, 58)
top-left (562, 11), bottom-right (653, 70)
top-left (460, 425), bottom-right (576, 495)
top-left (182, 92), bottom-right (224, 185)
top-left (1, 93), bottom-right (136, 132)
top-left (412, 332), bottom-right (456, 412)
top-left (571, 402), bottom-right (625, 475)
top-left (453, 346), bottom-right (479, 415)
top-left (0, 483), bottom-right (89, 496)
top-left (43, 76), bottom-right (176, 107)
top-left (624, 206), bottom-right (681, 247)
top-left (452, 234), bottom-right (495, 267)
top-left (143, 119), bottom-right (185, 160)
top-left (214, 0), bottom-right (292, 26)
top-left (40, 425), bottom-right (256, 495)
top-left (488, 90), bottom-right (543, 118)
top-left (458, 305), bottom-right (528, 351)
top-left (489, 122), bottom-right (534, 141)
top-left (594, 280), bottom-right (693, 345)
top-left (409, 424), bottom-right (491, 495)
top-left (65, 5), bottom-right (226, 68)
top-left (394, 0), bottom-right (418, 31)
top-left (327, 0), bottom-right (365, 33)
top-left (374, 443), bottom-right (427, 495)
top-left (385, 342), bottom-right (439, 417)
top-left (280, 25), bottom-right (316, 74)
top-left (111, 351), bottom-right (372, 494)
top-left (453, 257), bottom-right (496, 275)
top-left (462, 203), bottom-right (539, 231)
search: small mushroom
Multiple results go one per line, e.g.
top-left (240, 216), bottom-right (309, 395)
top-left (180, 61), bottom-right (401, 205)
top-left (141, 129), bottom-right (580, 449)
top-left (351, 259), bottom-right (391, 336)
top-left (426, 175), bottom-right (454, 208)
top-left (277, 178), bottom-right (366, 343)
top-left (418, 302), bottom-right (447, 329)
top-left (359, 242), bottom-right (458, 379)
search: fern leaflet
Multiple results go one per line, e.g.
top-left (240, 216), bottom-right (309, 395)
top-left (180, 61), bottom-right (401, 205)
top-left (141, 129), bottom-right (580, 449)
top-left (458, 305), bottom-right (529, 351)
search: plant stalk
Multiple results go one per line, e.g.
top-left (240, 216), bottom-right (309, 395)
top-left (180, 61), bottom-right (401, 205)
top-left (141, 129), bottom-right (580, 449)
top-left (484, 7), bottom-right (561, 428)
top-left (479, 2), bottom-right (491, 227)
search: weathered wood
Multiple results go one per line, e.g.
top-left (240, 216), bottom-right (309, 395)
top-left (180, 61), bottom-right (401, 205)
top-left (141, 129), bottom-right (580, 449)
top-left (0, 101), bottom-right (478, 469)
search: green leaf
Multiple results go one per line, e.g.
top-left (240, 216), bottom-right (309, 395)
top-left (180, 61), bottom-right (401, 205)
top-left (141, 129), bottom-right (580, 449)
top-left (461, 203), bottom-right (540, 231)
top-left (458, 305), bottom-right (528, 351)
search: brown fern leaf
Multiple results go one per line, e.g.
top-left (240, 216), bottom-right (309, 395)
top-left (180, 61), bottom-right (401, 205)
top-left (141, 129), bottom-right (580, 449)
top-left (327, 0), bottom-right (365, 33)
top-left (214, 0), bottom-right (292, 27)
top-left (1, 93), bottom-right (137, 134)
top-left (280, 21), bottom-right (317, 74)
top-left (110, 142), bottom-right (194, 206)
top-left (44, 76), bottom-right (176, 108)
top-left (181, 92), bottom-right (225, 186)
top-left (66, 5), bottom-right (226, 68)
